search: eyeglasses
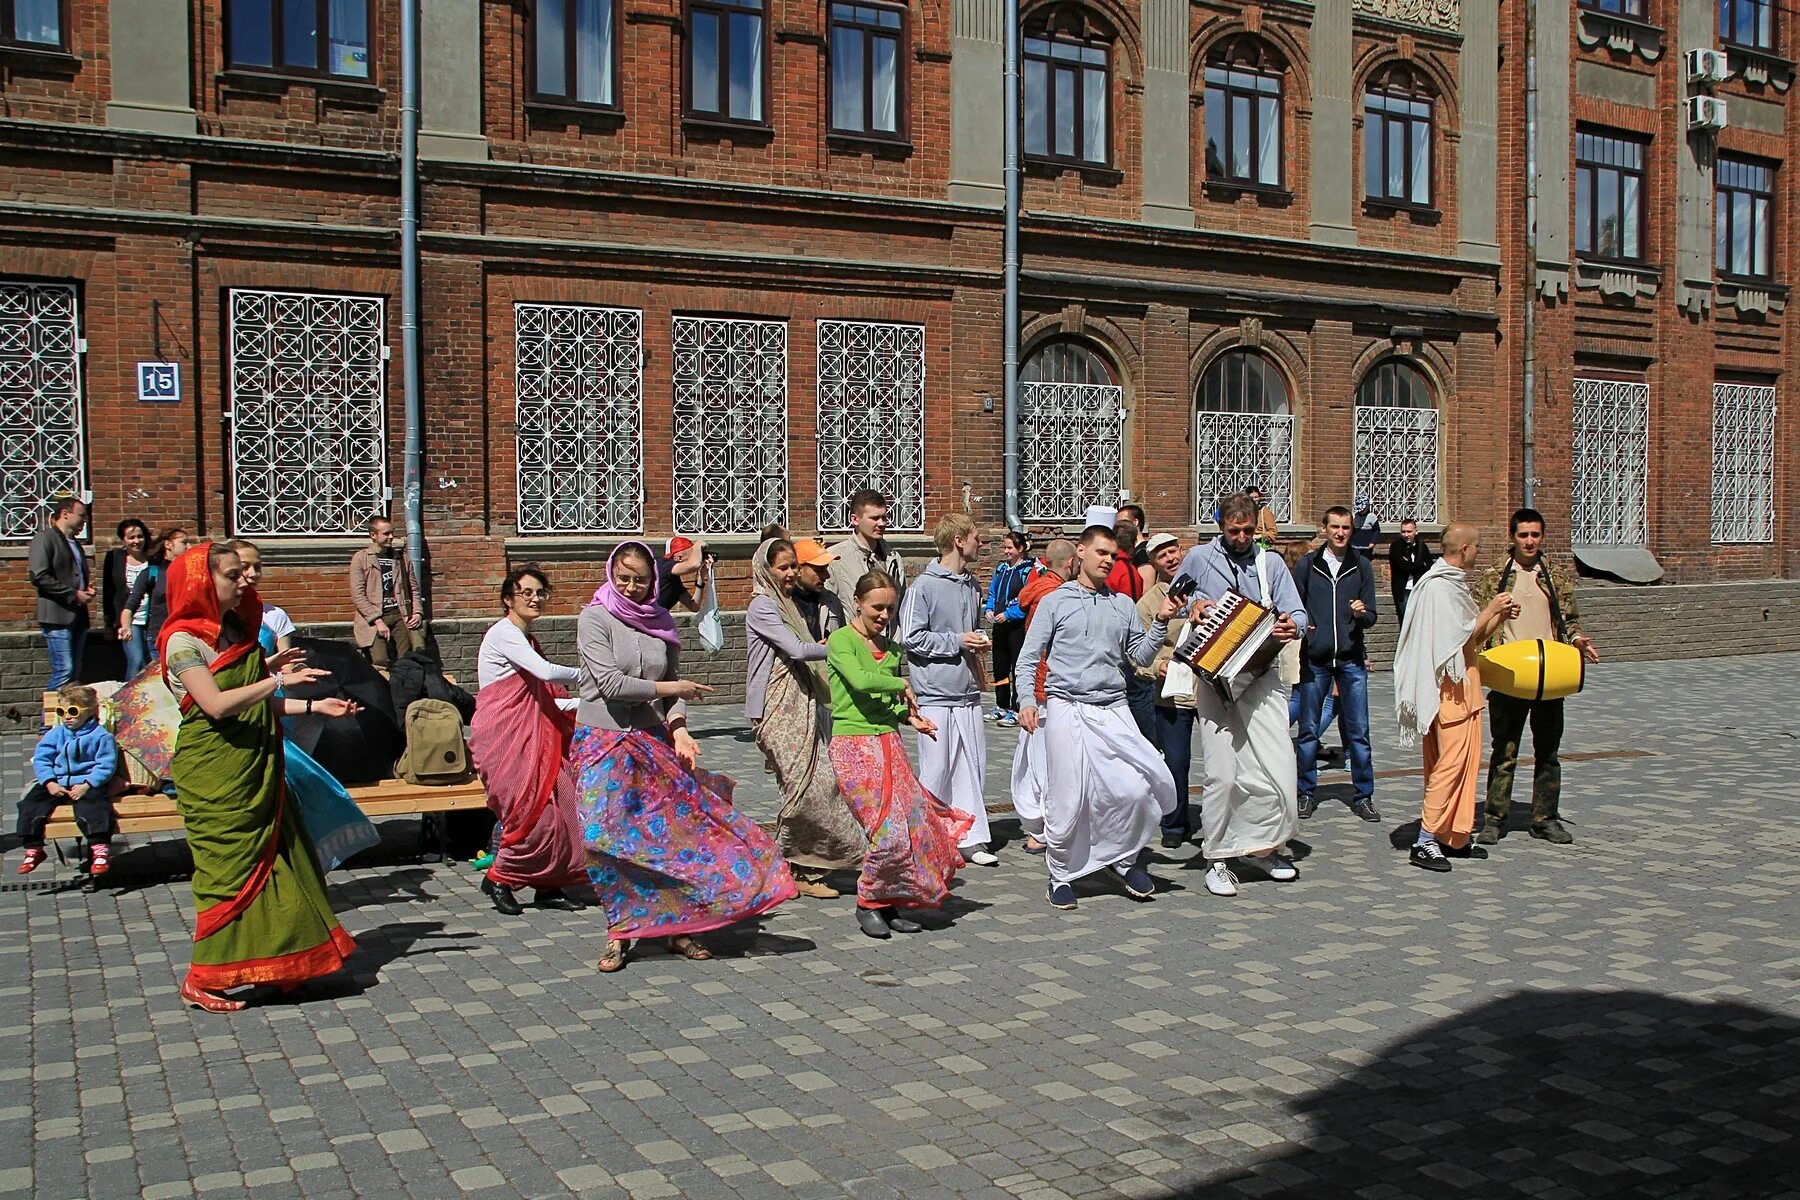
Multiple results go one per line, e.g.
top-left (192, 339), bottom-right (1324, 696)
top-left (515, 588), bottom-right (548, 599)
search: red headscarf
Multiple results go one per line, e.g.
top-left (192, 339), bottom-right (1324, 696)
top-left (157, 542), bottom-right (265, 682)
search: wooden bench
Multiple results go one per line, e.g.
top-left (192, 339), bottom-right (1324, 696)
top-left (42, 778), bottom-right (490, 860)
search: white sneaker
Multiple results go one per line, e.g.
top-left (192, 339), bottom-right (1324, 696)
top-left (965, 849), bottom-right (999, 867)
top-left (1204, 861), bottom-right (1238, 896)
top-left (1241, 852), bottom-right (1298, 882)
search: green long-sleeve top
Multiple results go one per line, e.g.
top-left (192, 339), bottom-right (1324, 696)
top-left (827, 625), bottom-right (909, 736)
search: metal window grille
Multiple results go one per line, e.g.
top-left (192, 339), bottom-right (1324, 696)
top-left (1193, 412), bottom-right (1294, 523)
top-left (0, 281), bottom-right (86, 540)
top-left (515, 303), bottom-right (643, 534)
top-left (1570, 377), bottom-right (1649, 546)
top-left (1353, 406), bottom-right (1439, 524)
top-left (228, 289), bottom-right (388, 536)
top-left (1711, 382), bottom-right (1776, 543)
top-left (1018, 381), bottom-right (1123, 522)
top-left (672, 316), bottom-right (788, 534)
top-left (816, 320), bottom-right (925, 531)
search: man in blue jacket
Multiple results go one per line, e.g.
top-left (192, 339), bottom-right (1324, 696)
top-left (1291, 506), bottom-right (1379, 822)
top-left (985, 530), bottom-right (1040, 726)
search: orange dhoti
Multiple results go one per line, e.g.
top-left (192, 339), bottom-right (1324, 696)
top-left (1421, 665), bottom-right (1484, 850)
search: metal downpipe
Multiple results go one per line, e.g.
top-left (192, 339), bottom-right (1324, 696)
top-left (399, 0), bottom-right (427, 602)
top-left (1001, 0), bottom-right (1022, 531)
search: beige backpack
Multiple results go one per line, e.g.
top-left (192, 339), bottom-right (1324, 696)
top-left (396, 698), bottom-right (471, 785)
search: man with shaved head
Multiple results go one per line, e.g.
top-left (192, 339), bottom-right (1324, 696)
top-left (1391, 521), bottom-right (1518, 871)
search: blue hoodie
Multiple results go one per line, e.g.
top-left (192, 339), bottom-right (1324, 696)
top-left (34, 719), bottom-right (119, 790)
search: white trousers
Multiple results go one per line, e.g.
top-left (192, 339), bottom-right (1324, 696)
top-left (1194, 670), bottom-right (1298, 860)
top-left (1042, 698), bottom-right (1175, 885)
top-left (916, 703), bottom-right (990, 848)
top-left (1010, 727), bottom-right (1047, 837)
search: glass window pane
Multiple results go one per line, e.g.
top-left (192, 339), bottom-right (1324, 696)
top-left (1364, 112), bottom-right (1382, 197)
top-left (1083, 66), bottom-right (1106, 162)
top-left (1205, 86), bottom-right (1225, 176)
top-left (537, 0), bottom-right (567, 95)
top-left (1224, 353), bottom-right (1243, 409)
top-left (1054, 66), bottom-right (1075, 156)
top-left (691, 11), bottom-right (719, 112)
top-left (575, 0), bottom-right (612, 104)
top-left (831, 24), bottom-right (863, 129)
top-left (1753, 195), bottom-right (1770, 275)
top-left (872, 33), bottom-right (897, 133)
top-left (1598, 170), bottom-right (1620, 256)
top-left (728, 12), bottom-right (763, 120)
top-left (1621, 171), bottom-right (1640, 258)
top-left (1576, 168), bottom-right (1592, 253)
top-left (1024, 58), bottom-right (1047, 154)
top-left (1387, 119), bottom-right (1405, 197)
top-left (1717, 191), bottom-right (1730, 266)
top-left (14, 0), bottom-right (61, 44)
top-left (1230, 93), bottom-right (1250, 177)
top-left (1256, 94), bottom-right (1279, 184)
top-left (328, 0), bottom-right (368, 77)
top-left (1732, 190), bottom-right (1752, 274)
top-left (231, 0), bottom-right (275, 66)
top-left (283, 0), bottom-right (319, 69)
top-left (1409, 117), bottom-right (1430, 204)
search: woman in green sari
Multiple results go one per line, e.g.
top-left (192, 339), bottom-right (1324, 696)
top-left (159, 542), bottom-right (358, 1012)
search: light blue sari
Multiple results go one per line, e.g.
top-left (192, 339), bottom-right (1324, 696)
top-left (262, 627), bottom-right (380, 871)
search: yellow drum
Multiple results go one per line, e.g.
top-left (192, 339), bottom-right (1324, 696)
top-left (1477, 639), bottom-right (1585, 701)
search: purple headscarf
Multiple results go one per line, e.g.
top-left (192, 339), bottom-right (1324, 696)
top-left (589, 541), bottom-right (682, 647)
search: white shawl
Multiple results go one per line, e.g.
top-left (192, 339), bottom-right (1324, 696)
top-left (1392, 559), bottom-right (1476, 747)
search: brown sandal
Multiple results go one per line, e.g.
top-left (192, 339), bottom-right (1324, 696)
top-left (596, 939), bottom-right (631, 973)
top-left (667, 936), bottom-right (712, 961)
top-left (180, 976), bottom-right (247, 1013)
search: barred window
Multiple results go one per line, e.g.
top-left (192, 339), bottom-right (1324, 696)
top-left (1570, 376), bottom-right (1649, 546)
top-left (228, 289), bottom-right (388, 536)
top-left (1195, 350), bottom-right (1294, 522)
top-left (1204, 38), bottom-right (1284, 188)
top-left (1363, 65), bottom-right (1433, 207)
top-left (1711, 381), bottom-right (1776, 543)
top-left (0, 281), bottom-right (86, 540)
top-left (532, 0), bottom-right (618, 108)
top-left (228, 0), bottom-right (372, 80)
top-left (1353, 360), bottom-right (1439, 524)
top-left (1719, 0), bottom-right (1775, 50)
top-left (2, 0), bottom-right (63, 48)
top-left (671, 316), bottom-right (787, 534)
top-left (1019, 339), bottom-right (1123, 522)
top-left (1715, 155), bottom-right (1774, 281)
top-left (817, 320), bottom-right (925, 532)
top-left (515, 304), bottom-right (643, 534)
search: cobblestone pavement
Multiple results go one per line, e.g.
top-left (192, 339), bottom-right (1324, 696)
top-left (4, 654), bottom-right (1799, 1200)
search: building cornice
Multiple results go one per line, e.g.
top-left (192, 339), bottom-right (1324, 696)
top-left (0, 118), bottom-right (396, 174)
top-left (1022, 267), bottom-right (1499, 327)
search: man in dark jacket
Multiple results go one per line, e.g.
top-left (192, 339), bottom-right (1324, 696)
top-left (27, 496), bottom-right (92, 694)
top-left (1387, 517), bottom-right (1434, 626)
top-left (1290, 505), bottom-right (1379, 822)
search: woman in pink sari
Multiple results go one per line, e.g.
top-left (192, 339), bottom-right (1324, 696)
top-left (469, 566), bottom-right (594, 916)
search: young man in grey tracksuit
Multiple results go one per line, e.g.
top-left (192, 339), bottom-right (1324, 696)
top-left (897, 513), bottom-right (996, 864)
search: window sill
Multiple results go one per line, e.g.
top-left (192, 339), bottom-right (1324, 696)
top-left (1574, 8), bottom-right (1665, 61)
top-left (826, 131), bottom-right (914, 158)
top-left (1362, 198), bottom-right (1442, 224)
top-left (527, 99), bottom-right (625, 130)
top-left (682, 115), bottom-right (775, 143)
top-left (1722, 42), bottom-right (1796, 89)
top-left (1203, 178), bottom-right (1293, 206)
top-left (216, 69), bottom-right (385, 105)
top-left (0, 43), bottom-right (79, 72)
top-left (1025, 157), bottom-right (1123, 186)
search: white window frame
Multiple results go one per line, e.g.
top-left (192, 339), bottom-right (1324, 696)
top-left (1019, 381), bottom-right (1124, 522)
top-left (0, 280), bottom-right (87, 541)
top-left (816, 319), bottom-right (925, 532)
top-left (1711, 381), bottom-right (1777, 544)
top-left (1353, 405), bottom-right (1439, 525)
top-left (227, 288), bottom-right (389, 537)
top-left (671, 315), bottom-right (788, 534)
top-left (1570, 376), bottom-right (1649, 546)
top-left (515, 303), bottom-right (644, 534)
top-left (1192, 411), bottom-right (1295, 524)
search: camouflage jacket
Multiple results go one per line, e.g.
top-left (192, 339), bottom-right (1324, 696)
top-left (1472, 554), bottom-right (1584, 651)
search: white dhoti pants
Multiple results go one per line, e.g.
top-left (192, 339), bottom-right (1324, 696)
top-left (916, 703), bottom-right (990, 848)
top-left (1042, 698), bottom-right (1175, 885)
top-left (1194, 669), bottom-right (1297, 860)
top-left (1010, 727), bottom-right (1047, 837)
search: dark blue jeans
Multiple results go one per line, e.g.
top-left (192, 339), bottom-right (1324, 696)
top-left (1152, 705), bottom-right (1197, 835)
top-left (1296, 659), bottom-right (1373, 801)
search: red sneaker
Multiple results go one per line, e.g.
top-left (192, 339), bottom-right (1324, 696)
top-left (17, 847), bottom-right (47, 875)
top-left (89, 844), bottom-right (111, 876)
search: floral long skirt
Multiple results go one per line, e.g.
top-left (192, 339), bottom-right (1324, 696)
top-left (828, 732), bottom-right (973, 911)
top-left (572, 724), bottom-right (796, 941)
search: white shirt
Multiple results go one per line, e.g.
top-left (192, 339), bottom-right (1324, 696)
top-left (478, 619), bottom-right (580, 710)
top-left (125, 560), bottom-right (150, 625)
top-left (261, 603), bottom-right (296, 643)
top-left (1323, 548), bottom-right (1344, 578)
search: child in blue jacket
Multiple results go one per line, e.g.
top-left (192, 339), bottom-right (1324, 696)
top-left (16, 685), bottom-right (118, 876)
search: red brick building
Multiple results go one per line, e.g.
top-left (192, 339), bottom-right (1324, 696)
top-left (0, 0), bottom-right (1792, 637)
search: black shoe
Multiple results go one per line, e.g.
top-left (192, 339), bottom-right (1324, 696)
top-left (879, 907), bottom-right (922, 933)
top-left (1297, 795), bottom-right (1318, 820)
top-left (856, 908), bottom-right (892, 939)
top-left (1443, 843), bottom-right (1489, 860)
top-left (1117, 865), bottom-right (1156, 901)
top-left (561, 884), bottom-right (602, 909)
top-left (1161, 831), bottom-right (1187, 849)
top-left (532, 889), bottom-right (580, 912)
top-left (1409, 843), bottom-right (1452, 873)
top-left (1350, 798), bottom-right (1381, 823)
top-left (482, 878), bottom-right (524, 915)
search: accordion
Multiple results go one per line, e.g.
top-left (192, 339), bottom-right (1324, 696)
top-left (1173, 589), bottom-right (1280, 698)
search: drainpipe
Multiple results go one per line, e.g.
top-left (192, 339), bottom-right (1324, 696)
top-left (1001, 0), bottom-right (1022, 531)
top-left (1521, 0), bottom-right (1539, 509)
top-left (399, 0), bottom-right (427, 603)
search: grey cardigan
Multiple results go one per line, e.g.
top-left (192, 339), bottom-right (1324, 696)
top-left (575, 604), bottom-right (685, 731)
top-left (743, 594), bottom-right (832, 721)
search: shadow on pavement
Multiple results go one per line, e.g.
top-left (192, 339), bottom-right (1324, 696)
top-left (1167, 989), bottom-right (1800, 1199)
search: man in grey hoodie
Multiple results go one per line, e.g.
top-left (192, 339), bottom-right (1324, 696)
top-left (898, 512), bottom-right (996, 865)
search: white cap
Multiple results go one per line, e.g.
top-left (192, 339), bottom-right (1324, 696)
top-left (1083, 505), bottom-right (1119, 529)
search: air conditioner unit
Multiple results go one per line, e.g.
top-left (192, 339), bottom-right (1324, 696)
top-left (1686, 47), bottom-right (1729, 83)
top-left (1686, 95), bottom-right (1729, 130)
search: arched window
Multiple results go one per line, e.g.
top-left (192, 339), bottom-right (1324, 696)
top-left (1020, 338), bottom-right (1123, 520)
top-left (1195, 350), bottom-right (1294, 521)
top-left (1353, 359), bottom-right (1439, 524)
top-left (1363, 64), bottom-right (1433, 207)
top-left (1022, 6), bottom-right (1113, 167)
top-left (1204, 38), bottom-right (1284, 188)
